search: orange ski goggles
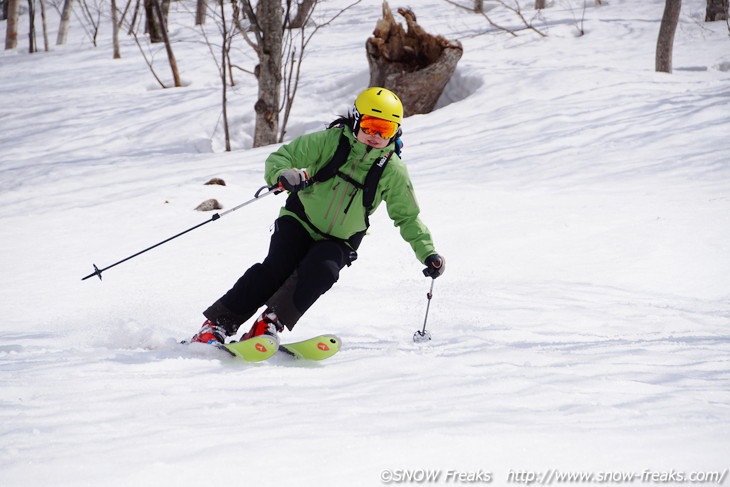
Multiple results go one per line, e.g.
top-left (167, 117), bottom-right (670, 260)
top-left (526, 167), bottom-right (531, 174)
top-left (359, 115), bottom-right (399, 139)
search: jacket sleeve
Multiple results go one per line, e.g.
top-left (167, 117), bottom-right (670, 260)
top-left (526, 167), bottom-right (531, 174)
top-left (264, 130), bottom-right (337, 187)
top-left (381, 159), bottom-right (438, 263)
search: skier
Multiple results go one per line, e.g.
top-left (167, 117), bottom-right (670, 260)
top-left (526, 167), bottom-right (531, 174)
top-left (190, 87), bottom-right (445, 344)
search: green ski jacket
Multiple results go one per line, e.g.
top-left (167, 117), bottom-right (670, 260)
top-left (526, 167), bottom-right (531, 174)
top-left (264, 125), bottom-right (437, 263)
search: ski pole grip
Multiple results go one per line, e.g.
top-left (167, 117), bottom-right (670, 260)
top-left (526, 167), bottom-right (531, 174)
top-left (261, 183), bottom-right (284, 196)
top-left (268, 177), bottom-right (314, 194)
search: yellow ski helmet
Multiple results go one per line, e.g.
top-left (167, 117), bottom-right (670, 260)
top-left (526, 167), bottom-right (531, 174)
top-left (354, 87), bottom-right (403, 124)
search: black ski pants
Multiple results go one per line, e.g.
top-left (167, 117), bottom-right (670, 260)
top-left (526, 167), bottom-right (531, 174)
top-left (203, 216), bottom-right (355, 336)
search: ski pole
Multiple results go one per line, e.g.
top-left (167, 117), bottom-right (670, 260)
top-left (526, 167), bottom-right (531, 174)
top-left (413, 278), bottom-right (435, 343)
top-left (81, 184), bottom-right (282, 281)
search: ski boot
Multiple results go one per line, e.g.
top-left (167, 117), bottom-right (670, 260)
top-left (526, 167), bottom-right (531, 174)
top-left (242, 308), bottom-right (284, 341)
top-left (190, 320), bottom-right (226, 344)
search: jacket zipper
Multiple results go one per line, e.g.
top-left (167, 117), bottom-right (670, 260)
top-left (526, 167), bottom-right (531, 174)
top-left (324, 181), bottom-right (340, 220)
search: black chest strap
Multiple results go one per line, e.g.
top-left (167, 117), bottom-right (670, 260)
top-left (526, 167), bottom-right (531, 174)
top-left (285, 131), bottom-right (393, 247)
top-left (315, 132), bottom-right (393, 210)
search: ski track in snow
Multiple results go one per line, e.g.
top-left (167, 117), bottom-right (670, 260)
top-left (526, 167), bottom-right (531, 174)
top-left (1, 0), bottom-right (729, 486)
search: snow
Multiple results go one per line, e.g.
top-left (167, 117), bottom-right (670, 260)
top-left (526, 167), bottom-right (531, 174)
top-left (1, 0), bottom-right (729, 485)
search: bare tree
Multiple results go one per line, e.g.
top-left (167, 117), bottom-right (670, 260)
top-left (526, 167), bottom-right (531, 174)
top-left (130, 29), bottom-right (167, 87)
top-left (195, 0), bottom-right (206, 25)
top-left (128, 0), bottom-right (141, 34)
top-left (28, 0), bottom-right (37, 52)
top-left (705, 0), bottom-right (728, 21)
top-left (565, 0), bottom-right (589, 36)
top-left (444, 0), bottom-right (546, 37)
top-left (195, 0), bottom-right (245, 150)
top-left (5, 0), bottom-right (19, 49)
top-left (110, 0), bottom-right (135, 56)
top-left (279, 1), bottom-right (359, 141)
top-left (241, 0), bottom-right (284, 147)
top-left (152, 0), bottom-right (181, 86)
top-left (186, 0), bottom-right (362, 148)
top-left (286, 0), bottom-right (315, 28)
top-left (535, 0), bottom-right (546, 9)
top-left (656, 0), bottom-right (681, 73)
top-left (145, 0), bottom-right (169, 43)
top-left (112, 0), bottom-right (120, 57)
top-left (39, 0), bottom-right (50, 50)
top-left (495, 0), bottom-right (546, 35)
top-left (77, 0), bottom-right (103, 46)
top-left (56, 0), bottom-right (73, 44)
top-left (219, 0), bottom-right (233, 150)
top-left (127, 0), bottom-right (181, 87)
top-left (233, 0), bottom-right (361, 147)
top-left (56, 0), bottom-right (118, 47)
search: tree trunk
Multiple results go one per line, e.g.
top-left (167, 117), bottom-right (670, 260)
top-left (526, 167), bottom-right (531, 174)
top-left (112, 0), bottom-right (121, 58)
top-left (56, 0), bottom-right (73, 45)
top-left (366, 2), bottom-right (462, 116)
top-left (656, 0), bottom-right (681, 73)
top-left (220, 0), bottom-right (231, 151)
top-left (287, 0), bottom-right (315, 29)
top-left (195, 0), bottom-right (205, 25)
top-left (252, 0), bottom-right (283, 147)
top-left (535, 0), bottom-right (546, 9)
top-left (5, 0), bottom-right (19, 49)
top-left (27, 0), bottom-right (37, 52)
top-left (705, 0), bottom-right (728, 21)
top-left (474, 0), bottom-right (483, 13)
top-left (39, 0), bottom-right (50, 51)
top-left (145, 0), bottom-right (169, 43)
top-left (153, 0), bottom-right (181, 86)
top-left (129, 0), bottom-right (141, 35)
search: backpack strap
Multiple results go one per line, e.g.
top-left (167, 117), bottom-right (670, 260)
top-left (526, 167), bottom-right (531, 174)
top-left (284, 129), bottom-right (395, 245)
top-left (362, 151), bottom-right (392, 210)
top-left (313, 130), bottom-right (398, 192)
top-left (311, 132), bottom-right (351, 183)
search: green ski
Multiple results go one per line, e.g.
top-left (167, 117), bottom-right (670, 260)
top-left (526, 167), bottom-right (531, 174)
top-left (278, 334), bottom-right (341, 361)
top-left (187, 334), bottom-right (340, 362)
top-left (222, 335), bottom-right (279, 362)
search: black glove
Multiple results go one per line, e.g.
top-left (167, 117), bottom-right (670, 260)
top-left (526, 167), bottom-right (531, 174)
top-left (277, 169), bottom-right (309, 193)
top-left (422, 254), bottom-right (445, 279)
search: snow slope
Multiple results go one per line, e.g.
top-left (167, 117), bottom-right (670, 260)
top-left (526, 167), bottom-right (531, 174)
top-left (1, 0), bottom-right (729, 486)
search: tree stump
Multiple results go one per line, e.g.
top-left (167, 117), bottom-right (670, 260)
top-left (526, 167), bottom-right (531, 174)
top-left (366, 2), bottom-right (463, 117)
